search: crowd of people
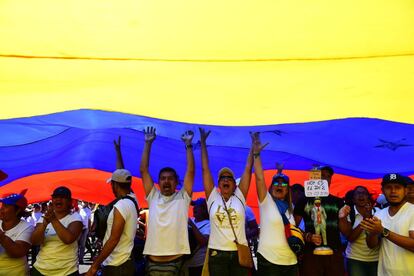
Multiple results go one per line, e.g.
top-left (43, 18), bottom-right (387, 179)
top-left (0, 129), bottom-right (414, 276)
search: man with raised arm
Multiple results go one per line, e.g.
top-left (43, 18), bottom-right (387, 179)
top-left (86, 136), bottom-right (139, 276)
top-left (140, 127), bottom-right (195, 275)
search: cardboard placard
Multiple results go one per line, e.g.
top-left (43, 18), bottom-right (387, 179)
top-left (304, 179), bottom-right (329, 197)
top-left (309, 170), bottom-right (321, 180)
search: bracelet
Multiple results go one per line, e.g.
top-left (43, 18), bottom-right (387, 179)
top-left (253, 152), bottom-right (260, 158)
top-left (185, 144), bottom-right (193, 150)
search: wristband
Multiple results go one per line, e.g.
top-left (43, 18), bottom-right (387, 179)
top-left (185, 144), bottom-right (193, 150)
top-left (253, 152), bottom-right (260, 158)
top-left (381, 227), bottom-right (390, 238)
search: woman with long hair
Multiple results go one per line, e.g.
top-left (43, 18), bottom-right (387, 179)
top-left (252, 134), bottom-right (299, 276)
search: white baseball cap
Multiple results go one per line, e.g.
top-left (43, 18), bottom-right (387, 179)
top-left (107, 169), bottom-right (132, 183)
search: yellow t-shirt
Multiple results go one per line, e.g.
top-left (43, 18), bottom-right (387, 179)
top-left (34, 213), bottom-right (82, 276)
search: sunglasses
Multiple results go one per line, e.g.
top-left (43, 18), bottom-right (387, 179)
top-left (219, 175), bottom-right (235, 182)
top-left (272, 182), bottom-right (288, 187)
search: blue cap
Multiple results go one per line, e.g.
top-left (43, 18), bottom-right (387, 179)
top-left (272, 173), bottom-right (290, 185)
top-left (0, 193), bottom-right (28, 210)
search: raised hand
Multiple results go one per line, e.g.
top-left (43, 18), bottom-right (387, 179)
top-left (250, 131), bottom-right (268, 155)
top-left (339, 205), bottom-right (351, 219)
top-left (144, 126), bottom-right (156, 143)
top-left (181, 130), bottom-right (194, 146)
top-left (113, 136), bottom-right (121, 152)
top-left (43, 205), bottom-right (56, 224)
top-left (199, 127), bottom-right (211, 145)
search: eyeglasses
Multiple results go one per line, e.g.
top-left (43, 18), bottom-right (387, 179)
top-left (272, 182), bottom-right (288, 187)
top-left (219, 175), bottom-right (235, 182)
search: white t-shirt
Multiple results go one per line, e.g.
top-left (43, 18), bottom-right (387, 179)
top-left (25, 216), bottom-right (36, 228)
top-left (0, 219), bottom-right (33, 276)
top-left (144, 187), bottom-right (192, 256)
top-left (257, 192), bottom-right (297, 265)
top-left (32, 211), bottom-right (43, 223)
top-left (102, 194), bottom-right (138, 266)
top-left (345, 206), bottom-right (379, 262)
top-left (207, 188), bottom-right (248, 251)
top-left (187, 219), bottom-right (210, 267)
top-left (375, 202), bottom-right (414, 276)
top-left (79, 207), bottom-right (92, 230)
top-left (34, 212), bottom-right (82, 276)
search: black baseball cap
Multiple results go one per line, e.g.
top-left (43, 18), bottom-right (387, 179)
top-left (381, 173), bottom-right (407, 187)
top-left (404, 176), bottom-right (414, 185)
top-left (51, 186), bottom-right (72, 198)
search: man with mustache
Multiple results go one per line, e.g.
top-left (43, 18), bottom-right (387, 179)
top-left (140, 127), bottom-right (195, 276)
top-left (361, 173), bottom-right (414, 276)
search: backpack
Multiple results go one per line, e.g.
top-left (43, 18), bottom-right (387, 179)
top-left (93, 195), bottom-right (138, 241)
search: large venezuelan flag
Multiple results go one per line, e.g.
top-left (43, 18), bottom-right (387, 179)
top-left (1, 0), bottom-right (414, 216)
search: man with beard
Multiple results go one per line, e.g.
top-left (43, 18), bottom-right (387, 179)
top-left (361, 173), bottom-right (414, 276)
top-left (140, 127), bottom-right (195, 276)
top-left (293, 166), bottom-right (349, 276)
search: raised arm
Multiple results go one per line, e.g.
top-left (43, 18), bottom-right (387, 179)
top-left (252, 132), bottom-right (269, 203)
top-left (338, 205), bottom-right (352, 237)
top-left (199, 128), bottom-right (214, 200)
top-left (238, 133), bottom-right (256, 199)
top-left (139, 127), bottom-right (156, 197)
top-left (114, 136), bottom-right (125, 169)
top-left (181, 130), bottom-right (195, 197)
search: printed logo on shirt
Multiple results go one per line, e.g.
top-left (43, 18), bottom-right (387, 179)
top-left (214, 205), bottom-right (240, 229)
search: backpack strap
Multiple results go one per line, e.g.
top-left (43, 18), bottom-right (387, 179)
top-left (120, 195), bottom-right (140, 213)
top-left (221, 195), bottom-right (239, 244)
top-left (349, 205), bottom-right (356, 226)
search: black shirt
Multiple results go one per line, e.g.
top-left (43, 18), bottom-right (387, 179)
top-left (294, 195), bottom-right (344, 251)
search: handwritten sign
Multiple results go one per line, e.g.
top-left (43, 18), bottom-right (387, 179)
top-left (304, 179), bottom-right (329, 197)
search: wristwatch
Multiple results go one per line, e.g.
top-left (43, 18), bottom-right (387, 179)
top-left (381, 227), bottom-right (390, 238)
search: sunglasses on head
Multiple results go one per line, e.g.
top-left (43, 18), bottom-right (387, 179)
top-left (272, 182), bottom-right (288, 187)
top-left (219, 175), bottom-right (235, 181)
